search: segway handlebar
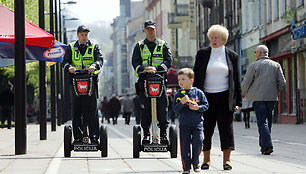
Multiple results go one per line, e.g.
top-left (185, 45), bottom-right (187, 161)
top-left (74, 69), bottom-right (90, 74)
top-left (138, 70), bottom-right (167, 76)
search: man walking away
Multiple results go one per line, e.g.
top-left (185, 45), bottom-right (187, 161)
top-left (242, 45), bottom-right (286, 155)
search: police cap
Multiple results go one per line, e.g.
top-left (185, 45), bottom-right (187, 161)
top-left (77, 25), bottom-right (90, 33)
top-left (144, 20), bottom-right (156, 29)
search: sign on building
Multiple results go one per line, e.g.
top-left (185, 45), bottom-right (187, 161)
top-left (189, 0), bottom-right (197, 39)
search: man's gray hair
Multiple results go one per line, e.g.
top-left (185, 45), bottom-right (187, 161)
top-left (257, 45), bottom-right (269, 55)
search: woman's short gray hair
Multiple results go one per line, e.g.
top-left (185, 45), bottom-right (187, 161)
top-left (207, 25), bottom-right (229, 43)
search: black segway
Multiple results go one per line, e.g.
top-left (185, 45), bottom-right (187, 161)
top-left (133, 71), bottom-right (178, 158)
top-left (64, 69), bottom-right (108, 157)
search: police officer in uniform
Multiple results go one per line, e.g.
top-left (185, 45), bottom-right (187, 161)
top-left (63, 25), bottom-right (103, 144)
top-left (132, 20), bottom-right (172, 144)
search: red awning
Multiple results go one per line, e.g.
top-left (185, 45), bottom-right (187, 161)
top-left (0, 4), bottom-right (54, 48)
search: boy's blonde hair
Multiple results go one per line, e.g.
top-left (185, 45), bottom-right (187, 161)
top-left (178, 68), bottom-right (194, 79)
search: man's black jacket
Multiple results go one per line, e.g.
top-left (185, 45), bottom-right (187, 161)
top-left (62, 40), bottom-right (103, 71)
top-left (131, 38), bottom-right (172, 73)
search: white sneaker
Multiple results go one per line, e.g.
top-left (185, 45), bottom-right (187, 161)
top-left (182, 169), bottom-right (190, 174)
top-left (193, 164), bottom-right (201, 173)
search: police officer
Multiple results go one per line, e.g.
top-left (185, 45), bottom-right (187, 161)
top-left (63, 25), bottom-right (103, 144)
top-left (132, 20), bottom-right (172, 144)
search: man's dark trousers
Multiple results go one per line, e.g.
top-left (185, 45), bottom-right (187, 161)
top-left (71, 85), bottom-right (99, 140)
top-left (138, 78), bottom-right (168, 135)
top-left (254, 101), bottom-right (276, 150)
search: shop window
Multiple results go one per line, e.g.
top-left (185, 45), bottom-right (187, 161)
top-left (297, 0), bottom-right (304, 7)
top-left (299, 54), bottom-right (306, 122)
top-left (290, 58), bottom-right (296, 114)
top-left (280, 0), bottom-right (286, 16)
top-left (280, 59), bottom-right (288, 114)
top-left (267, 0), bottom-right (272, 22)
top-left (273, 0), bottom-right (279, 21)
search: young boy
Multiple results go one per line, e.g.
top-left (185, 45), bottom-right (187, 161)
top-left (173, 68), bottom-right (209, 174)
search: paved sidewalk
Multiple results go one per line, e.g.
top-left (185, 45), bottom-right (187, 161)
top-left (0, 120), bottom-right (305, 173)
top-left (0, 124), bottom-right (64, 174)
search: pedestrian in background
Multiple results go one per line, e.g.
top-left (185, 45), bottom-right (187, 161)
top-left (109, 94), bottom-right (121, 125)
top-left (0, 83), bottom-right (14, 129)
top-left (133, 93), bottom-right (141, 124)
top-left (193, 24), bottom-right (242, 170)
top-left (241, 97), bottom-right (253, 129)
top-left (173, 68), bottom-right (209, 174)
top-left (242, 45), bottom-right (286, 155)
top-left (100, 96), bottom-right (110, 124)
top-left (122, 93), bottom-right (134, 125)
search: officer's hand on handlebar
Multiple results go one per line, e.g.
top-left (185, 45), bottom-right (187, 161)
top-left (88, 65), bottom-right (96, 73)
top-left (143, 66), bottom-right (156, 73)
top-left (69, 66), bottom-right (76, 74)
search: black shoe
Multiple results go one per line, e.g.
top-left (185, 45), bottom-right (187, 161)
top-left (73, 139), bottom-right (82, 145)
top-left (90, 138), bottom-right (99, 145)
top-left (223, 164), bottom-right (232, 170)
top-left (201, 163), bottom-right (209, 170)
top-left (160, 134), bottom-right (168, 145)
top-left (262, 146), bottom-right (273, 155)
top-left (142, 135), bottom-right (150, 144)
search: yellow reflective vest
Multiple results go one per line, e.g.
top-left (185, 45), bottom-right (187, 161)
top-left (135, 39), bottom-right (165, 77)
top-left (70, 43), bottom-right (99, 74)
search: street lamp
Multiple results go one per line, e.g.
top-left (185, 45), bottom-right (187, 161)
top-left (63, 16), bottom-right (79, 44)
top-left (58, 0), bottom-right (78, 123)
top-left (62, 1), bottom-right (77, 5)
top-left (62, 17), bottom-right (78, 123)
top-left (58, 0), bottom-right (77, 42)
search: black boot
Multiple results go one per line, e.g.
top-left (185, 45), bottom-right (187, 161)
top-left (160, 128), bottom-right (168, 145)
top-left (142, 130), bottom-right (150, 145)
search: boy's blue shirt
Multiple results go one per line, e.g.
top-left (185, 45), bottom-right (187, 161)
top-left (173, 87), bottom-right (209, 126)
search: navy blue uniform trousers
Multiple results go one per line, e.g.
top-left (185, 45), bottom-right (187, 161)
top-left (71, 83), bottom-right (99, 140)
top-left (138, 78), bottom-right (168, 135)
top-left (179, 122), bottom-right (203, 170)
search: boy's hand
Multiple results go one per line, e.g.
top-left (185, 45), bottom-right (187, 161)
top-left (189, 102), bottom-right (199, 111)
top-left (180, 95), bottom-right (189, 104)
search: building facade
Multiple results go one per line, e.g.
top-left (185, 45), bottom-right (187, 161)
top-left (109, 0), bottom-right (305, 124)
top-left (240, 0), bottom-right (305, 124)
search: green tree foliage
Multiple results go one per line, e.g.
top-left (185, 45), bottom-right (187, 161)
top-left (283, 9), bottom-right (297, 24)
top-left (0, 0), bottom-right (51, 94)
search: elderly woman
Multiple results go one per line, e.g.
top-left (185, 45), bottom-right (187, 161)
top-left (193, 25), bottom-right (241, 170)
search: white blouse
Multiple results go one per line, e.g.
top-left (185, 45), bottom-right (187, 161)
top-left (204, 45), bottom-right (229, 93)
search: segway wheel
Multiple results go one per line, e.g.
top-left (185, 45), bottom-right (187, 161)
top-left (133, 125), bottom-right (141, 158)
top-left (169, 125), bottom-right (177, 158)
top-left (64, 125), bottom-right (72, 157)
top-left (100, 125), bottom-right (108, 157)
